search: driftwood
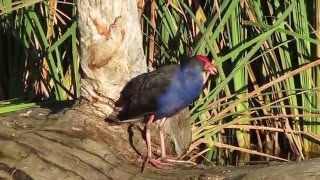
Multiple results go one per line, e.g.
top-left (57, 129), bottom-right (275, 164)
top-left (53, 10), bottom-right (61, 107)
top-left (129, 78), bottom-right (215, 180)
top-left (0, 102), bottom-right (223, 179)
top-left (1, 103), bottom-right (320, 179)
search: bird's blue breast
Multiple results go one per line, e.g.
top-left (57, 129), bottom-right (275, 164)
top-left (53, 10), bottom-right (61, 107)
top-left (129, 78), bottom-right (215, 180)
top-left (156, 66), bottom-right (203, 118)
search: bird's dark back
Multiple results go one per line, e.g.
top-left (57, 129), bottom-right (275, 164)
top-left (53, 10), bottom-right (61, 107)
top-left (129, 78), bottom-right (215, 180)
top-left (117, 59), bottom-right (204, 121)
top-left (117, 65), bottom-right (180, 120)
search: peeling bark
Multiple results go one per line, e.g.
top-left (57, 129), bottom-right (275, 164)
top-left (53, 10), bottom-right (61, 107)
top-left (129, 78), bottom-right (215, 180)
top-left (77, 0), bottom-right (147, 118)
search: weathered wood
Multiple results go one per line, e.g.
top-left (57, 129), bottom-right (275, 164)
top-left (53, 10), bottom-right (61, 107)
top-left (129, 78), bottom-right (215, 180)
top-left (2, 105), bottom-right (320, 179)
top-left (225, 159), bottom-right (320, 180)
top-left (0, 104), bottom-right (224, 179)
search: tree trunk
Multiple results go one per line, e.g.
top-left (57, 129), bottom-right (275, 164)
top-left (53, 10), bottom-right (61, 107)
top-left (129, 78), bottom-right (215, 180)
top-left (75, 0), bottom-right (192, 171)
top-left (75, 0), bottom-right (193, 171)
top-left (2, 106), bottom-right (320, 179)
top-left (0, 104), bottom-right (224, 179)
top-left (77, 0), bottom-right (147, 118)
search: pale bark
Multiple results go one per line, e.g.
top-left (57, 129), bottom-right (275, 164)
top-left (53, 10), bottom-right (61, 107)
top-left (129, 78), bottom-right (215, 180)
top-left (77, 0), bottom-right (147, 117)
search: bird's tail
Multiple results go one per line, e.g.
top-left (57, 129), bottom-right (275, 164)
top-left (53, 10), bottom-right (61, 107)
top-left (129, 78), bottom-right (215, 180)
top-left (107, 106), bottom-right (145, 124)
top-left (107, 107), bottom-right (122, 124)
top-left (116, 117), bottom-right (145, 123)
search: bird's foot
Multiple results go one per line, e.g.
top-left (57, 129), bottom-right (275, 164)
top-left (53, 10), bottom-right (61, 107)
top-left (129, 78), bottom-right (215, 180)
top-left (149, 158), bottom-right (173, 169)
top-left (158, 157), bottom-right (197, 165)
top-left (142, 157), bottom-right (173, 171)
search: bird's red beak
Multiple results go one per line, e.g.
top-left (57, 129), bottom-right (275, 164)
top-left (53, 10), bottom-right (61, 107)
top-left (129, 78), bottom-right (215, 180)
top-left (204, 62), bottom-right (218, 75)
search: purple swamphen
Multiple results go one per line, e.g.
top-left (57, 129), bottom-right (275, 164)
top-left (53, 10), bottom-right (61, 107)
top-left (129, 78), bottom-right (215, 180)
top-left (114, 55), bottom-right (218, 169)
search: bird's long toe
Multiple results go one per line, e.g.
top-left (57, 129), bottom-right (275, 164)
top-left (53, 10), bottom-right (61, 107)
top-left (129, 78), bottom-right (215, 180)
top-left (146, 157), bottom-right (173, 169)
top-left (158, 157), bottom-right (197, 165)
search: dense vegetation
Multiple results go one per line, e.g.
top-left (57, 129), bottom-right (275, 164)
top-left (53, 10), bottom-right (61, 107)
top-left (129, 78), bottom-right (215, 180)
top-left (1, 0), bottom-right (320, 165)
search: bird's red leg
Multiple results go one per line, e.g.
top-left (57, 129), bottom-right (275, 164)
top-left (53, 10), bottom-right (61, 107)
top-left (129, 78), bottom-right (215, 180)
top-left (143, 115), bottom-right (171, 170)
top-left (158, 118), bottom-right (197, 166)
top-left (159, 118), bottom-right (167, 158)
top-left (146, 115), bottom-right (154, 160)
top-left (158, 118), bottom-right (180, 163)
